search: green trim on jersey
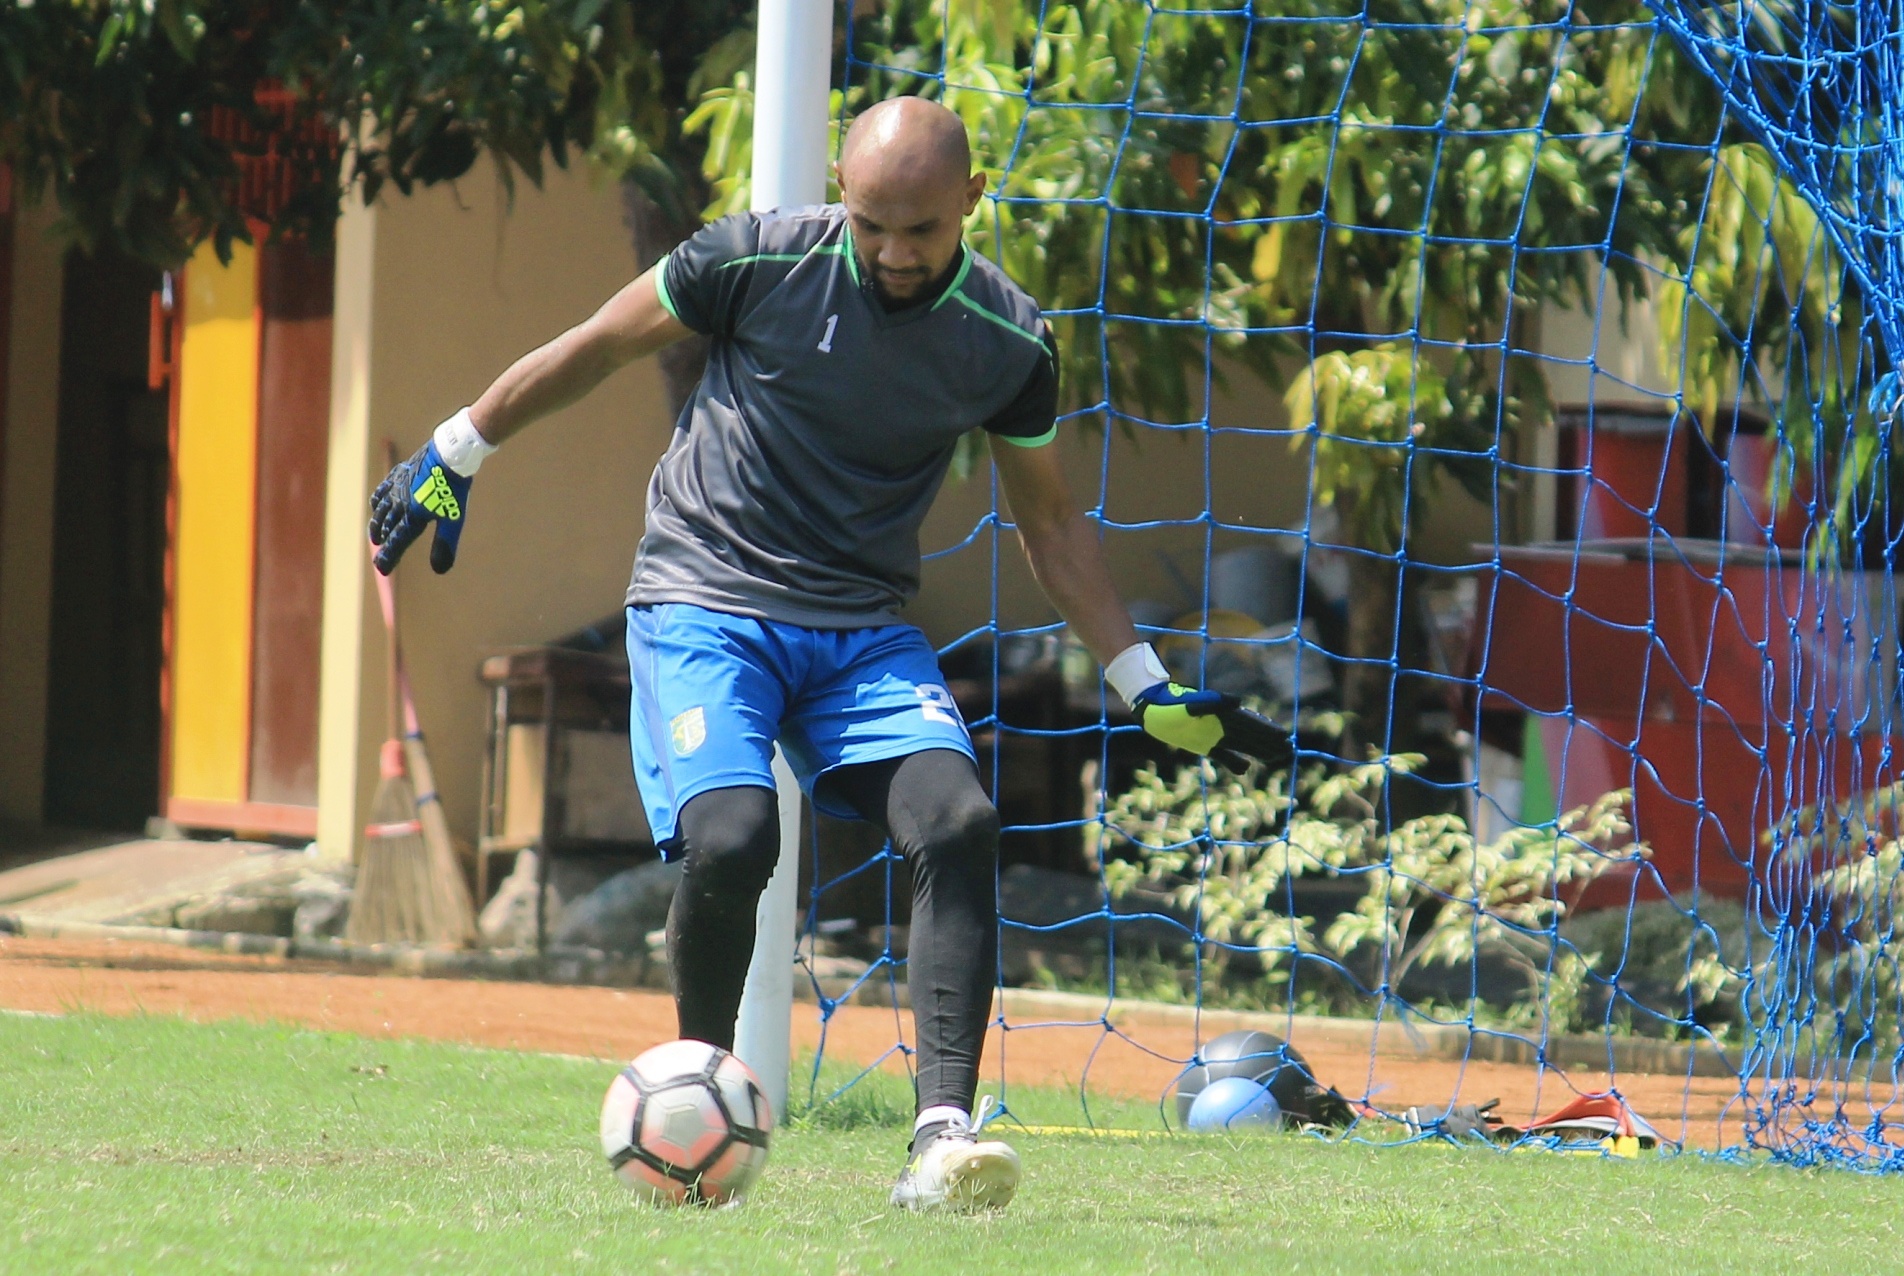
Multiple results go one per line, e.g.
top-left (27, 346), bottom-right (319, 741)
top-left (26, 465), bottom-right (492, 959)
top-left (717, 251), bottom-right (817, 269)
top-left (930, 249), bottom-right (974, 311)
top-left (1000, 423), bottom-right (1058, 448)
top-left (654, 261), bottom-right (683, 322)
top-left (712, 241), bottom-right (855, 293)
top-left (948, 288), bottom-right (1048, 347)
top-left (842, 224), bottom-right (864, 286)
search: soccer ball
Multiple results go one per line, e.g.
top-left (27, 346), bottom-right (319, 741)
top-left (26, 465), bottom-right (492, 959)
top-left (1186, 1076), bottom-right (1283, 1132)
top-left (599, 1039), bottom-right (774, 1205)
top-left (1172, 1030), bottom-right (1306, 1127)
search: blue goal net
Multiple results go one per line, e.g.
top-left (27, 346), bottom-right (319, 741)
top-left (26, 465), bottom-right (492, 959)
top-left (766, 0), bottom-right (1904, 1170)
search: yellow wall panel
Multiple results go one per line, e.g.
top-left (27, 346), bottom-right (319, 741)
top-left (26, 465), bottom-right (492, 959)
top-left (170, 240), bottom-right (259, 804)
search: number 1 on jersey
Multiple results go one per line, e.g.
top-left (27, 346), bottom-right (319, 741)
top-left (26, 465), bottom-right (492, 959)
top-left (818, 313), bottom-right (839, 353)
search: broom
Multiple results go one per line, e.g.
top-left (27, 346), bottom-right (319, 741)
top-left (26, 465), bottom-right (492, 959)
top-left (395, 650), bottom-right (477, 947)
top-left (346, 484), bottom-right (477, 947)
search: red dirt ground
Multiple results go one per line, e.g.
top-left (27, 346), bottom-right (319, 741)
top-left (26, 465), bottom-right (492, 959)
top-left (0, 934), bottom-right (1838, 1150)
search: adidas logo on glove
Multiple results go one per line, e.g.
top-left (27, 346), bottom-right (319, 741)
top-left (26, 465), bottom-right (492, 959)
top-left (411, 466), bottom-right (464, 521)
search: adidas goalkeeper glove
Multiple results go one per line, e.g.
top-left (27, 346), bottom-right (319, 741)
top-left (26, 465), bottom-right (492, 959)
top-left (1403, 1098), bottom-right (1502, 1141)
top-left (369, 409), bottom-right (496, 575)
top-left (1106, 642), bottom-right (1294, 775)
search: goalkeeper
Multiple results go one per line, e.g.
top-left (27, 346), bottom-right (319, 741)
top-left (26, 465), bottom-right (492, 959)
top-left (369, 97), bottom-right (1288, 1213)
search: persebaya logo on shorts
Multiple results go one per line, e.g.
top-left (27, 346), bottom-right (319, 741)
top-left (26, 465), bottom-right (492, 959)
top-left (412, 466), bottom-right (462, 520)
top-left (671, 707), bottom-right (707, 757)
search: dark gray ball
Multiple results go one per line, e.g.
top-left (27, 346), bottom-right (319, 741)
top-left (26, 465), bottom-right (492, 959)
top-left (1172, 1030), bottom-right (1310, 1126)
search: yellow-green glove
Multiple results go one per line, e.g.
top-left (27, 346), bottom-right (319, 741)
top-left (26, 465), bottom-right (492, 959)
top-left (1130, 680), bottom-right (1294, 774)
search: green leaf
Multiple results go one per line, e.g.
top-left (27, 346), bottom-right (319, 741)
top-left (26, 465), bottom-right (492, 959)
top-left (95, 12), bottom-right (125, 67)
top-left (155, 0), bottom-right (204, 60)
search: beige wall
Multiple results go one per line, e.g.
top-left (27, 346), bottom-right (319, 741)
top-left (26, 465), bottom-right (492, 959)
top-left (914, 397), bottom-right (1303, 642)
top-left (0, 196), bottom-right (63, 824)
top-left (910, 359), bottom-right (1498, 644)
top-left (916, 256), bottom-right (1688, 643)
top-left (1543, 292), bottom-right (1675, 408)
top-left (318, 158), bottom-right (677, 857)
top-left (316, 185), bottom-right (380, 860)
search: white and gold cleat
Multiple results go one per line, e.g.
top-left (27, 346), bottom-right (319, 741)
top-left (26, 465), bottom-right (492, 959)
top-left (890, 1096), bottom-right (1021, 1213)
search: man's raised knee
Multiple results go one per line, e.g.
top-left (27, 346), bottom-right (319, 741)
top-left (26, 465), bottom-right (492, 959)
top-left (676, 786), bottom-right (781, 894)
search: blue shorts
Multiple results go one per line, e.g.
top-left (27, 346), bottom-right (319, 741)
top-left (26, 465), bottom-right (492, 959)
top-left (625, 603), bottom-right (976, 854)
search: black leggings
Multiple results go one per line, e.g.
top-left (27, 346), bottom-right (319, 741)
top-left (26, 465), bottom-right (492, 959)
top-left (664, 749), bottom-right (999, 1114)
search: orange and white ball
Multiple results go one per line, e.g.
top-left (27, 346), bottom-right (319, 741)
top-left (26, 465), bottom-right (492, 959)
top-left (599, 1039), bottom-right (774, 1206)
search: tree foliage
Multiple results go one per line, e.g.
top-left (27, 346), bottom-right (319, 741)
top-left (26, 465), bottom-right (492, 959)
top-left (1250, 0), bottom-right (1710, 551)
top-left (1661, 141), bottom-right (1879, 560)
top-left (0, 0), bottom-right (750, 267)
top-left (11, 1), bottom-right (1862, 552)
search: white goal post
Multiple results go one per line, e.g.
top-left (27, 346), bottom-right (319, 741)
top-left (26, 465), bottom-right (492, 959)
top-left (730, 0), bottom-right (834, 1124)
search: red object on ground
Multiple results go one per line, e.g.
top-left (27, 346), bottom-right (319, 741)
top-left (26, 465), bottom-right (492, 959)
top-left (1472, 540), bottom-right (1901, 902)
top-left (1524, 1092), bottom-right (1665, 1143)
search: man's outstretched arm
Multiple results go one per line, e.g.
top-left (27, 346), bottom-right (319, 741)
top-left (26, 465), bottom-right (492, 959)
top-left (370, 267), bottom-right (690, 574)
top-left (991, 434), bottom-right (1293, 774)
top-left (467, 268), bottom-right (690, 446)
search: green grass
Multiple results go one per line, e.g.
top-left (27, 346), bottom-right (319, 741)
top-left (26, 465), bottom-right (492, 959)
top-left (4, 1013), bottom-right (1904, 1274)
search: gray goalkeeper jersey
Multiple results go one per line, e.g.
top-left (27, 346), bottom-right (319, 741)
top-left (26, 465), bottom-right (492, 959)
top-left (629, 204), bottom-right (1058, 627)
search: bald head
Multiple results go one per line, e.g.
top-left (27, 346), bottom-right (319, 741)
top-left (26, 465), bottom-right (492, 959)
top-left (840, 97), bottom-right (972, 190)
top-left (836, 98), bottom-right (985, 306)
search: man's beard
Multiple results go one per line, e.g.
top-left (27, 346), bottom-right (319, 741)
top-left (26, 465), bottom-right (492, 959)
top-left (871, 256), bottom-right (960, 310)
top-left (873, 270), bottom-right (932, 305)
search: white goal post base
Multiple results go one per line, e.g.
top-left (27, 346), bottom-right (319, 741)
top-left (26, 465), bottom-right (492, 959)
top-left (732, 749), bottom-right (803, 1123)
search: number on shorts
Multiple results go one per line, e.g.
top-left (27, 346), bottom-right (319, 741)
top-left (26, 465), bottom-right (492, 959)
top-left (917, 684), bottom-right (961, 726)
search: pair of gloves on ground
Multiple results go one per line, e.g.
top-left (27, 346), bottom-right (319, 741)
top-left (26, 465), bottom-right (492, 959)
top-left (369, 424), bottom-right (1294, 776)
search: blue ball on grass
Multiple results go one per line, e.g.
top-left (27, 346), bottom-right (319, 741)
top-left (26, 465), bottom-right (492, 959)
top-left (1186, 1076), bottom-right (1283, 1132)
